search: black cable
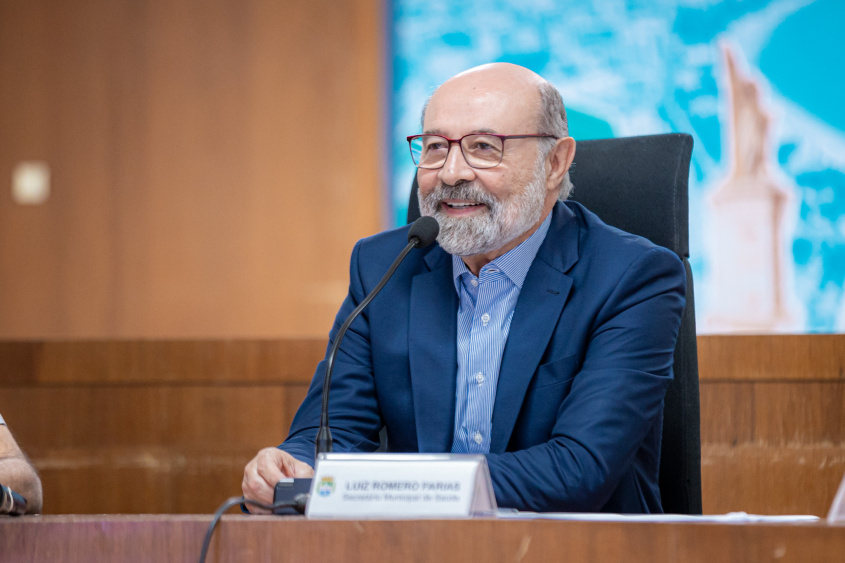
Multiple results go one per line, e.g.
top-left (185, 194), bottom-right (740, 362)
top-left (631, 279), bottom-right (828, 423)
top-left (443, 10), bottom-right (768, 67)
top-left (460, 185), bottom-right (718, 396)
top-left (198, 495), bottom-right (307, 563)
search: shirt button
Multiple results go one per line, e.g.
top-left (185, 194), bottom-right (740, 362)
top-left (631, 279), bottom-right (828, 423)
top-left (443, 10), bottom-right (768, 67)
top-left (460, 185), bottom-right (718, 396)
top-left (474, 432), bottom-right (483, 444)
top-left (475, 372), bottom-right (484, 384)
top-left (481, 313), bottom-right (490, 325)
top-left (470, 279), bottom-right (478, 287)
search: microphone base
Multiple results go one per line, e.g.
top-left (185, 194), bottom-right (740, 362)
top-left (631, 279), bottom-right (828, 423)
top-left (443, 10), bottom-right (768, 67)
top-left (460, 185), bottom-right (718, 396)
top-left (273, 478), bottom-right (312, 515)
top-left (315, 431), bottom-right (333, 458)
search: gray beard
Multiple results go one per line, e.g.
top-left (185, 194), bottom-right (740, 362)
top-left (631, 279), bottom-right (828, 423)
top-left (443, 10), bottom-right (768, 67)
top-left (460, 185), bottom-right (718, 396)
top-left (418, 159), bottom-right (547, 256)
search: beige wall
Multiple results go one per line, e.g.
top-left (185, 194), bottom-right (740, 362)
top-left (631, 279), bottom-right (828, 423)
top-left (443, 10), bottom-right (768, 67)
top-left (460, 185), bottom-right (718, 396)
top-left (0, 0), bottom-right (384, 339)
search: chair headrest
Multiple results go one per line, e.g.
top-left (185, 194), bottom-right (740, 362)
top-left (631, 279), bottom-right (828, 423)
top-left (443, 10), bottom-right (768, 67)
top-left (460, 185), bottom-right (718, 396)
top-left (569, 133), bottom-right (692, 258)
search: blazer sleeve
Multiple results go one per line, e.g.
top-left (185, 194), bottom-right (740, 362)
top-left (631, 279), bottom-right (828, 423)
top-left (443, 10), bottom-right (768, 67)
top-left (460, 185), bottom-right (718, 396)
top-left (485, 246), bottom-right (686, 512)
top-left (279, 239), bottom-right (384, 466)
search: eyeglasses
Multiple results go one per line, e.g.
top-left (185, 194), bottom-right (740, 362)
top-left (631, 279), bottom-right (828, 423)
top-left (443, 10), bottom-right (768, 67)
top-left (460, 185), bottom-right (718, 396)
top-left (406, 133), bottom-right (558, 169)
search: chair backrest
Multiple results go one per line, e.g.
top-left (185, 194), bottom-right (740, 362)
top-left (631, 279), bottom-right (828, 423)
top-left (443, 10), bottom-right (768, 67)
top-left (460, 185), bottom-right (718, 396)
top-left (406, 133), bottom-right (702, 514)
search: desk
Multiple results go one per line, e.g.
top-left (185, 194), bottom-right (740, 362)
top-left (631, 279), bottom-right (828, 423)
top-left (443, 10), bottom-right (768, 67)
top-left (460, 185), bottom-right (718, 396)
top-left (3, 515), bottom-right (844, 562)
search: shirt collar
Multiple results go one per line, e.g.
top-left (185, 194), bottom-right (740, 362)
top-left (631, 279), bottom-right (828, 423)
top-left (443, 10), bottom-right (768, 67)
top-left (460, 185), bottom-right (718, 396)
top-left (452, 210), bottom-right (553, 292)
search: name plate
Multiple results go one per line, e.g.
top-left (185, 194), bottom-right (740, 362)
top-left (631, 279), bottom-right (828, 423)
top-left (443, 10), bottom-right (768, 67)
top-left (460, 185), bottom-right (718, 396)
top-left (305, 453), bottom-right (497, 518)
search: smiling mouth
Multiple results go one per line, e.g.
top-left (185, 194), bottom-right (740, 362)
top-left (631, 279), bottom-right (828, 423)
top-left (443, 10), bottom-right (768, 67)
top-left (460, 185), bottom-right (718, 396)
top-left (442, 201), bottom-right (485, 210)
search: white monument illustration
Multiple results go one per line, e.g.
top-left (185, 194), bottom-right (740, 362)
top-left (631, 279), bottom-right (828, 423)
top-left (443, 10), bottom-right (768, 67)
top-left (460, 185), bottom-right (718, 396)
top-left (706, 46), bottom-right (797, 332)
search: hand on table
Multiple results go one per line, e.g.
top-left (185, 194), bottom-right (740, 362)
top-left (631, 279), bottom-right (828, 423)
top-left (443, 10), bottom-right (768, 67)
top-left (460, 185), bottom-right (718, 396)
top-left (241, 447), bottom-right (314, 514)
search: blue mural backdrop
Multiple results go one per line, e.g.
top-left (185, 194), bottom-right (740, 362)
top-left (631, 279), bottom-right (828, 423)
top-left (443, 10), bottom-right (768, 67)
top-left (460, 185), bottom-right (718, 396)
top-left (391, 0), bottom-right (845, 333)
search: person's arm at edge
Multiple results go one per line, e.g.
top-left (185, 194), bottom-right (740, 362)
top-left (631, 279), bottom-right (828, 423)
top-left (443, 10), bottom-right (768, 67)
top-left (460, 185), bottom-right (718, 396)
top-left (0, 423), bottom-right (43, 514)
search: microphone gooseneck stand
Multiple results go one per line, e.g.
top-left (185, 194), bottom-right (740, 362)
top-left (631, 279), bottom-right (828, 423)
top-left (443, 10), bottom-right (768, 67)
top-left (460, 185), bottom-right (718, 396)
top-left (315, 216), bottom-right (440, 458)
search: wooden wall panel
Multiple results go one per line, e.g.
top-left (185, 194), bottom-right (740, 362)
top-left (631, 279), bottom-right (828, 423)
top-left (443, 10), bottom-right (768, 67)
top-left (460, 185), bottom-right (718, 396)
top-left (0, 0), bottom-right (384, 339)
top-left (0, 380), bottom-right (311, 514)
top-left (3, 335), bottom-right (845, 515)
top-left (699, 335), bottom-right (845, 517)
top-left (698, 335), bottom-right (845, 381)
top-left (0, 340), bottom-right (320, 513)
top-left (0, 340), bottom-right (326, 385)
top-left (701, 444), bottom-right (845, 517)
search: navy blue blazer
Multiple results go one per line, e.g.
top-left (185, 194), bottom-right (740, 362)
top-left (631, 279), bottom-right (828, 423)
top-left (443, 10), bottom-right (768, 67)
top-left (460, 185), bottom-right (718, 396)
top-left (282, 201), bottom-right (686, 513)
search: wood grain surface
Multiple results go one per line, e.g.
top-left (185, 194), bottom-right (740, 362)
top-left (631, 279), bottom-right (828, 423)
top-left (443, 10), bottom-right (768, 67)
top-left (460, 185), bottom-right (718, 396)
top-left (698, 335), bottom-right (845, 516)
top-left (3, 515), bottom-right (845, 563)
top-left (0, 0), bottom-right (384, 339)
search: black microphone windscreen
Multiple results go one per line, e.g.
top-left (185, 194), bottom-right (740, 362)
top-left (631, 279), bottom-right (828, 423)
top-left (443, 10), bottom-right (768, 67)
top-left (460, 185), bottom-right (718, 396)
top-left (408, 216), bottom-right (440, 248)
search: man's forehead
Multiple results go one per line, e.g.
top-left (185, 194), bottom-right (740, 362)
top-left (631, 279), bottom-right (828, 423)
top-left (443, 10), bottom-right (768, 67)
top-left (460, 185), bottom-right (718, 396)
top-left (423, 126), bottom-right (499, 136)
top-left (432, 71), bottom-right (538, 103)
top-left (424, 80), bottom-right (540, 134)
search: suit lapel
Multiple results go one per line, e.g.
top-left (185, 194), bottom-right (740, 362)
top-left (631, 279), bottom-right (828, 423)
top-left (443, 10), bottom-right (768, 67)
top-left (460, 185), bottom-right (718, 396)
top-left (490, 202), bottom-right (581, 453)
top-left (409, 247), bottom-right (458, 453)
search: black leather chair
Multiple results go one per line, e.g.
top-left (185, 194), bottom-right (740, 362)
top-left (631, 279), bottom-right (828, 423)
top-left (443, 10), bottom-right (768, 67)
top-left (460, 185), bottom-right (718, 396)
top-left (406, 133), bottom-right (702, 514)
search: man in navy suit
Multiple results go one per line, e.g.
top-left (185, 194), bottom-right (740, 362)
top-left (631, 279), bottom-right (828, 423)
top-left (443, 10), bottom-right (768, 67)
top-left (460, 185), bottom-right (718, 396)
top-left (242, 63), bottom-right (686, 513)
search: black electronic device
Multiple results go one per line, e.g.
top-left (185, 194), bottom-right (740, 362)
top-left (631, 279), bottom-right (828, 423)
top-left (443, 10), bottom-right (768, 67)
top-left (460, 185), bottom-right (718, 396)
top-left (272, 478), bottom-right (312, 515)
top-left (0, 484), bottom-right (27, 516)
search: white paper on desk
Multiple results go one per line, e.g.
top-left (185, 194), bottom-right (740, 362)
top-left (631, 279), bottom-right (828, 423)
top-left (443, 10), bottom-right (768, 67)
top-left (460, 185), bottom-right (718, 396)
top-left (495, 510), bottom-right (819, 523)
top-left (827, 468), bottom-right (845, 523)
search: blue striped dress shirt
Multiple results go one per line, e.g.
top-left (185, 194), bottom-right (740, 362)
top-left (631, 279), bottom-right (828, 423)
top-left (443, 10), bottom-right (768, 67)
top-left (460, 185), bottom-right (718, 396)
top-left (450, 212), bottom-right (552, 454)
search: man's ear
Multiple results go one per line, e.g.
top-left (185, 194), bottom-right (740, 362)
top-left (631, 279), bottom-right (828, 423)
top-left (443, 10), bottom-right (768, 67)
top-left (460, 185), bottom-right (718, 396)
top-left (546, 136), bottom-right (576, 190)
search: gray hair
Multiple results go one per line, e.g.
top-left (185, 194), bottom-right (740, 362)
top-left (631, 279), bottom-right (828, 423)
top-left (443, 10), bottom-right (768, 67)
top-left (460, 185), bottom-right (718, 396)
top-left (537, 81), bottom-right (573, 200)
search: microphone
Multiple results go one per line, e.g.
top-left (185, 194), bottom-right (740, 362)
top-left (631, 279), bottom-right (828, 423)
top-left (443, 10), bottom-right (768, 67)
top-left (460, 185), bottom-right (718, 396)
top-left (0, 484), bottom-right (27, 516)
top-left (315, 216), bottom-right (439, 457)
top-left (407, 215), bottom-right (440, 248)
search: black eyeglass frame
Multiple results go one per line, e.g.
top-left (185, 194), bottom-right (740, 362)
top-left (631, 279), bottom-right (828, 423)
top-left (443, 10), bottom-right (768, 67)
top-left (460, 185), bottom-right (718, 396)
top-left (406, 133), bottom-right (558, 169)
